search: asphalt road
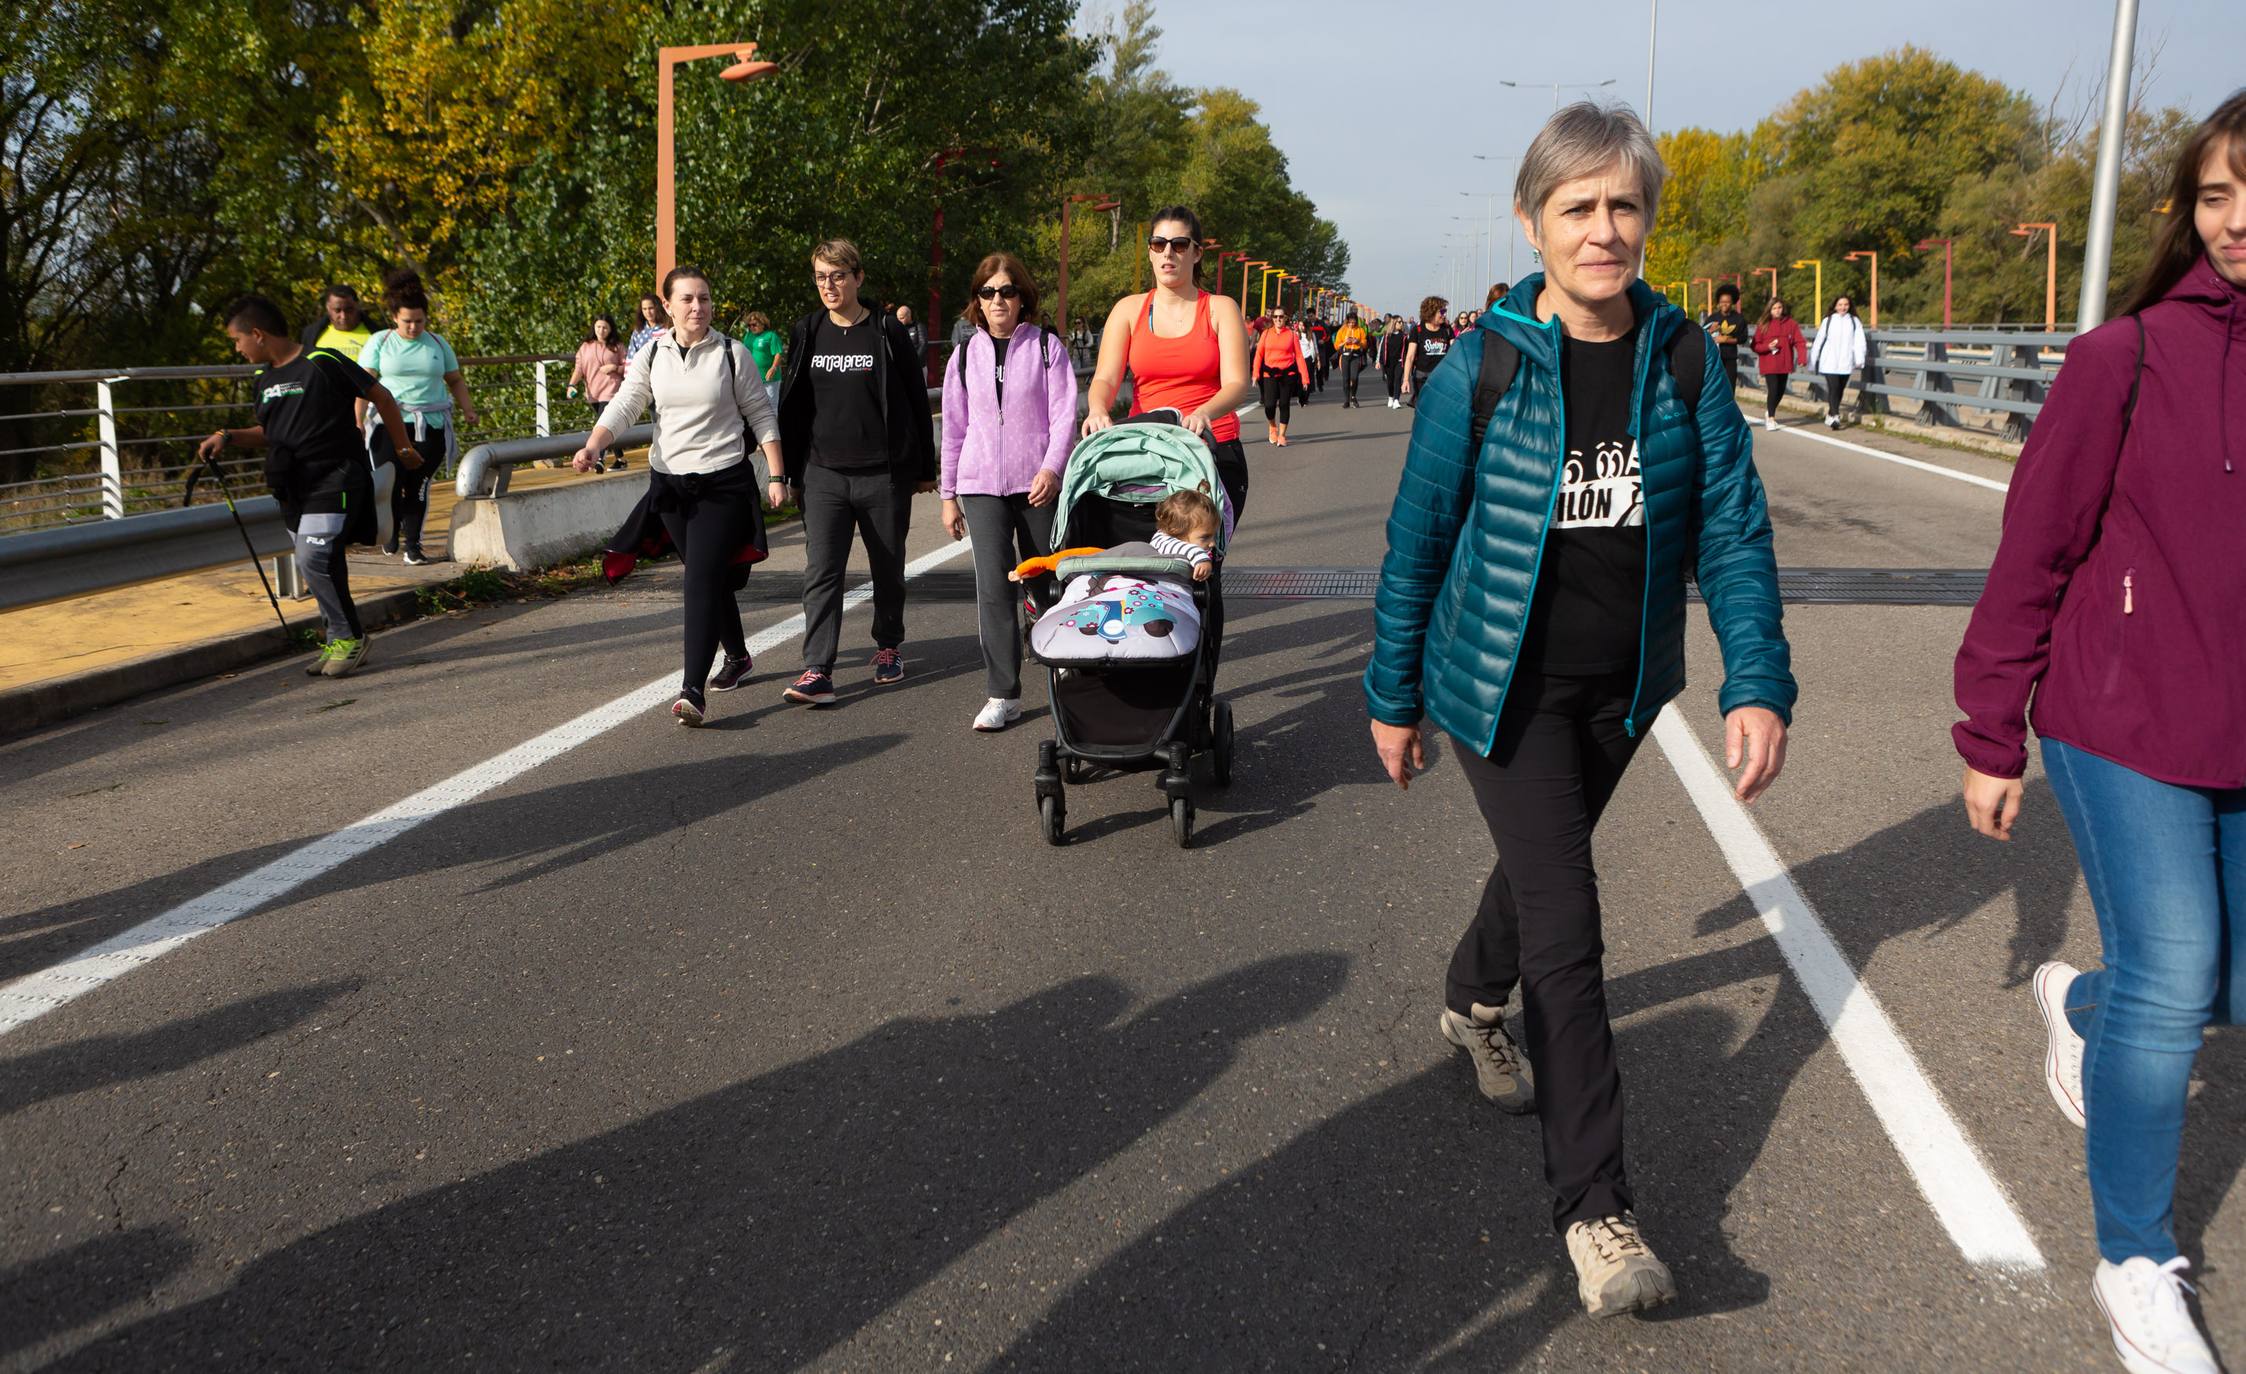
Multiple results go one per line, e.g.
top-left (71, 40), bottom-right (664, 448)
top-left (2, 387), bottom-right (2238, 1372)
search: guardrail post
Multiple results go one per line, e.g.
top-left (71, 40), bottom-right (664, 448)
top-left (2002, 340), bottom-right (2047, 442)
top-left (533, 361), bottom-right (551, 438)
top-left (95, 379), bottom-right (125, 519)
top-left (1861, 335), bottom-right (1886, 417)
top-left (1920, 340), bottom-right (1960, 429)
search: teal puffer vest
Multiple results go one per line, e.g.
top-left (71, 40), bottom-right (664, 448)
top-left (1364, 276), bottom-right (1795, 754)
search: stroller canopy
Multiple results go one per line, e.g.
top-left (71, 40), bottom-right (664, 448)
top-left (1052, 420), bottom-right (1234, 553)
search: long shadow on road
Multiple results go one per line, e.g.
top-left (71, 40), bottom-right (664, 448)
top-left (37, 955), bottom-right (1350, 1370)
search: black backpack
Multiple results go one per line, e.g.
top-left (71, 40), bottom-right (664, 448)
top-left (1466, 324), bottom-right (1706, 459)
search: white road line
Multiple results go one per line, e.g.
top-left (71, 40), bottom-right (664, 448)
top-left (1651, 705), bottom-right (2045, 1271)
top-left (0, 538), bottom-right (978, 1039)
top-left (1770, 423), bottom-right (2011, 494)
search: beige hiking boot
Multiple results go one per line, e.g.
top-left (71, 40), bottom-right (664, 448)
top-left (1438, 1004), bottom-right (1535, 1113)
top-left (1565, 1213), bottom-right (1677, 1318)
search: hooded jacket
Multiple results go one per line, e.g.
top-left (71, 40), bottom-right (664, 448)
top-left (1365, 276), bottom-right (1795, 752)
top-left (1752, 315), bottom-right (1808, 376)
top-left (1953, 255), bottom-right (2246, 787)
top-left (938, 323), bottom-right (1078, 499)
top-left (1807, 311), bottom-right (1867, 374)
top-left (776, 301), bottom-right (938, 484)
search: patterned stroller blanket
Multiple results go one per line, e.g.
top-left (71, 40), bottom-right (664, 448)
top-left (1029, 545), bottom-right (1203, 665)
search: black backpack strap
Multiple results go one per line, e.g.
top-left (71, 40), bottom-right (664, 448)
top-left (1665, 323), bottom-right (1706, 418)
top-left (2121, 314), bottom-right (2145, 447)
top-left (1467, 333), bottom-right (1520, 458)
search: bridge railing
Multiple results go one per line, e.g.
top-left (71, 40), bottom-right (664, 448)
top-left (1732, 326), bottom-right (2073, 439)
top-left (0, 355), bottom-right (573, 537)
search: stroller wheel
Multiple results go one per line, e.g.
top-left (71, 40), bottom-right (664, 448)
top-left (1040, 793), bottom-right (1067, 846)
top-left (1169, 796), bottom-right (1194, 848)
top-left (1212, 701), bottom-right (1235, 787)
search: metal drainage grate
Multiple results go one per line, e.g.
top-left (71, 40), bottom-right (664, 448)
top-left (726, 565), bottom-right (1986, 606)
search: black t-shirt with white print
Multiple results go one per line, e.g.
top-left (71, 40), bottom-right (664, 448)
top-left (1520, 325), bottom-right (1647, 677)
top-left (253, 347), bottom-right (378, 515)
top-left (1409, 323), bottom-right (1455, 376)
top-left (807, 312), bottom-right (888, 470)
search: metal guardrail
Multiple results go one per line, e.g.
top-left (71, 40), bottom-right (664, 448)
top-left (0, 496), bottom-right (291, 613)
top-left (1731, 326), bottom-right (2072, 439)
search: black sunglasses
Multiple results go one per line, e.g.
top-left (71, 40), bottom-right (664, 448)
top-left (1146, 235), bottom-right (1199, 254)
top-left (975, 284), bottom-right (1022, 301)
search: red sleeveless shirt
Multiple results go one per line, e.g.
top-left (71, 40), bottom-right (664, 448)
top-left (1126, 290), bottom-right (1238, 443)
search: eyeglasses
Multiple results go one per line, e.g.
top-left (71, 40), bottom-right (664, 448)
top-left (976, 284), bottom-right (1022, 301)
top-left (1146, 236), bottom-right (1199, 254)
top-left (813, 270), bottom-right (854, 286)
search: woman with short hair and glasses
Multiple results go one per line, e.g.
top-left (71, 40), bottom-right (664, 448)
top-left (938, 252), bottom-right (1080, 733)
top-left (1084, 206), bottom-right (1253, 522)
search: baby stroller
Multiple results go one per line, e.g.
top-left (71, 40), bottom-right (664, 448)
top-left (1025, 415), bottom-right (1236, 847)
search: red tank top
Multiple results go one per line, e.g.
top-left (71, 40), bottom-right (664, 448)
top-left (1127, 290), bottom-right (1238, 443)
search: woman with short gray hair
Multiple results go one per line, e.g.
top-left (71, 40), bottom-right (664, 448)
top-left (1365, 101), bottom-right (1795, 1318)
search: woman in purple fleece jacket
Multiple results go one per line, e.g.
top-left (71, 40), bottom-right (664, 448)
top-left (939, 252), bottom-right (1080, 733)
top-left (1954, 92), bottom-right (2246, 1374)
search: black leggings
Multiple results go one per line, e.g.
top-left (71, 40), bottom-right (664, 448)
top-left (1210, 436), bottom-right (1249, 526)
top-left (1340, 354), bottom-right (1367, 400)
top-left (1762, 374), bottom-right (1788, 418)
top-left (653, 465), bottom-right (758, 703)
top-left (1446, 669), bottom-right (1645, 1233)
top-left (1384, 362), bottom-right (1403, 400)
top-left (1258, 374), bottom-right (1294, 426)
top-left (1821, 372), bottom-right (1851, 417)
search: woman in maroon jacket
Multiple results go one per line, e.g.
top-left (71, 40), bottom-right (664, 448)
top-left (1748, 298), bottom-right (1806, 432)
top-left (1953, 92), bottom-right (2246, 1374)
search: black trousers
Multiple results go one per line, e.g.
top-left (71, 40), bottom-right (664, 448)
top-left (370, 424), bottom-right (451, 554)
top-left (1258, 374), bottom-right (1293, 426)
top-left (800, 463), bottom-right (911, 672)
top-left (1820, 371), bottom-right (1851, 417)
top-left (1210, 436), bottom-right (1248, 527)
top-left (1340, 354), bottom-right (1367, 400)
top-left (1446, 669), bottom-right (1645, 1233)
top-left (653, 465), bottom-right (757, 701)
top-left (1762, 374), bottom-right (1788, 418)
top-left (1383, 362), bottom-right (1403, 400)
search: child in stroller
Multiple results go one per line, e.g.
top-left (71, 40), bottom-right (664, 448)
top-left (1019, 420), bottom-right (1237, 847)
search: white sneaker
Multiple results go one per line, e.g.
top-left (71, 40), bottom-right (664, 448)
top-left (2094, 1258), bottom-right (2220, 1374)
top-left (972, 697), bottom-right (1021, 732)
top-left (1763, 416), bottom-right (1777, 431)
top-left (1826, 414), bottom-right (1840, 428)
top-left (2034, 961), bottom-right (2088, 1128)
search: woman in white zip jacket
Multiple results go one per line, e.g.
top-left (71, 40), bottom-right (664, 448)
top-left (1807, 295), bottom-right (1867, 428)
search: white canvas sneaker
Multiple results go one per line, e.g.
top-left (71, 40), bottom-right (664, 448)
top-left (2034, 961), bottom-right (2088, 1128)
top-left (2093, 1258), bottom-right (2219, 1374)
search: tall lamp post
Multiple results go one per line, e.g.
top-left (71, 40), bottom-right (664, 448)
top-left (1843, 249), bottom-right (1879, 327)
top-left (1662, 280), bottom-right (1690, 307)
top-left (1690, 276), bottom-right (1713, 317)
top-left (2012, 222), bottom-right (2059, 330)
top-left (1474, 154), bottom-right (1524, 280)
top-left (1791, 258), bottom-right (1824, 318)
top-left (1217, 250), bottom-right (1250, 300)
top-left (1258, 266), bottom-right (1283, 317)
top-left (657, 43), bottom-right (779, 281)
top-left (1915, 238), bottom-right (1956, 329)
top-left (1057, 192), bottom-right (1120, 340)
top-left (1238, 260), bottom-right (1266, 314)
top-left (2078, 0), bottom-right (2140, 329)
top-left (928, 147), bottom-right (1002, 380)
top-left (1751, 265), bottom-right (1780, 310)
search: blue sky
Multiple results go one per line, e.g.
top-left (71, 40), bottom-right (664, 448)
top-left (1127, 0), bottom-right (2245, 314)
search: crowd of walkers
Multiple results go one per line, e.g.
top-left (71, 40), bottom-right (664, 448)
top-left (185, 83), bottom-right (2246, 1373)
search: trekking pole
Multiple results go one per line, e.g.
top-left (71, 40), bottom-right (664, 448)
top-left (183, 450), bottom-right (293, 638)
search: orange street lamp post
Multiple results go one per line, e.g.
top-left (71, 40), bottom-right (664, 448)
top-left (1843, 249), bottom-right (1880, 327)
top-left (1216, 250), bottom-right (1250, 299)
top-left (1057, 192), bottom-right (1120, 339)
top-left (2011, 222), bottom-right (2059, 330)
top-left (1915, 238), bottom-right (1956, 329)
top-left (657, 43), bottom-right (778, 281)
top-left (1751, 265), bottom-right (1780, 308)
top-left (1238, 260), bottom-right (1266, 314)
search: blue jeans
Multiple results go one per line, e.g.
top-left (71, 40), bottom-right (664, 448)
top-left (2043, 738), bottom-right (2246, 1263)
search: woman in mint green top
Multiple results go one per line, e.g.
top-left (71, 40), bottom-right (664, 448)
top-left (741, 310), bottom-right (785, 411)
top-left (358, 283), bottom-right (478, 563)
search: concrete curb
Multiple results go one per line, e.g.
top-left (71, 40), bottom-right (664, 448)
top-left (0, 585), bottom-right (428, 738)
